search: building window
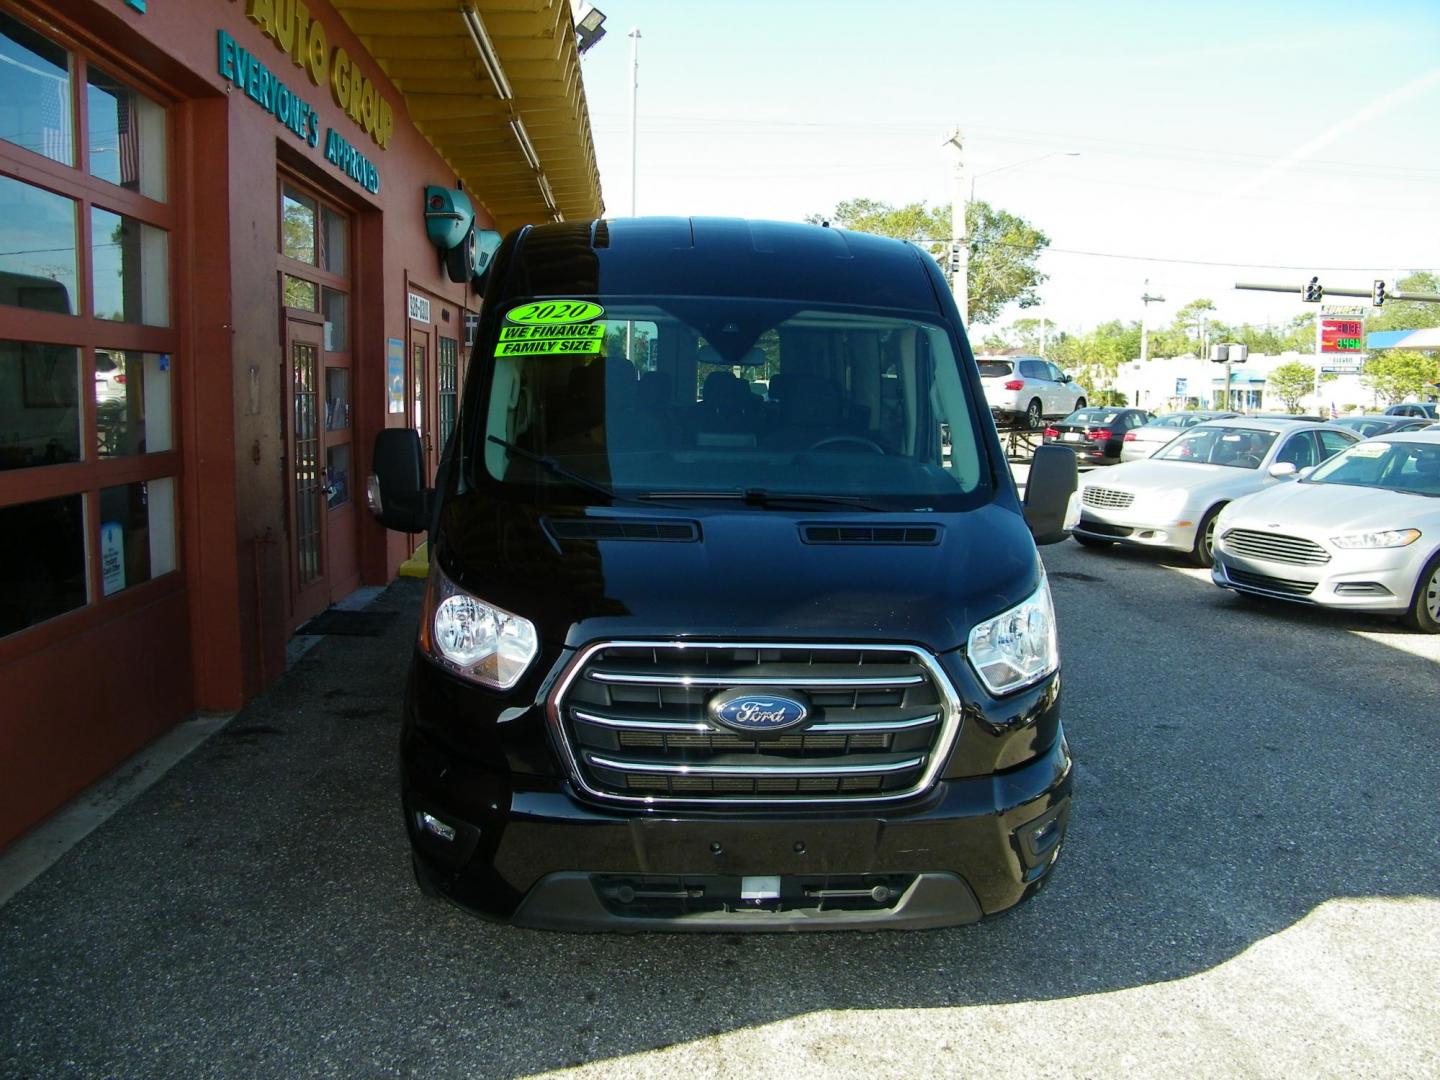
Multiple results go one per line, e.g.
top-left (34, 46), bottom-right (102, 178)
top-left (0, 12), bottom-right (74, 167)
top-left (0, 175), bottom-right (78, 315)
top-left (0, 13), bottom-right (179, 643)
top-left (0, 495), bottom-right (87, 636)
top-left (94, 348), bottom-right (171, 458)
top-left (281, 187), bottom-right (317, 264)
top-left (283, 272), bottom-right (317, 311)
top-left (438, 335), bottom-right (458, 450)
top-left (85, 66), bottom-right (166, 201)
top-left (1, 339), bottom-right (80, 468)
top-left (91, 206), bottom-right (169, 325)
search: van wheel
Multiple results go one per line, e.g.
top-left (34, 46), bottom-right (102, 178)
top-left (1190, 505), bottom-right (1222, 568)
top-left (1074, 397), bottom-right (1087, 410)
top-left (1403, 552), bottom-right (1440, 633)
top-left (1074, 534), bottom-right (1113, 548)
top-left (1025, 399), bottom-right (1043, 429)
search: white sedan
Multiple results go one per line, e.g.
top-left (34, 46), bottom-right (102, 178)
top-left (1072, 419), bottom-right (1359, 566)
top-left (1212, 430), bottom-right (1440, 632)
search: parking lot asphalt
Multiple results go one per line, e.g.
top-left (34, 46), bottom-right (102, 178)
top-left (2, 535), bottom-right (1438, 1079)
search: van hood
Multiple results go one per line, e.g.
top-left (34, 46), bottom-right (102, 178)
top-left (434, 495), bottom-right (1041, 653)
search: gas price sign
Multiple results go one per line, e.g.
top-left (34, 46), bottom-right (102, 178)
top-left (1320, 318), bottom-right (1364, 353)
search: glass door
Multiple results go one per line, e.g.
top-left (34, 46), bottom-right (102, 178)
top-left (285, 315), bottom-right (328, 625)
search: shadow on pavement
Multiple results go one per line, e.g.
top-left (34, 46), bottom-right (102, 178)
top-left (1, 559), bottom-right (1435, 1078)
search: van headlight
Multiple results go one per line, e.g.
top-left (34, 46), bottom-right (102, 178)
top-left (967, 575), bottom-right (1059, 696)
top-left (421, 567), bottom-right (538, 689)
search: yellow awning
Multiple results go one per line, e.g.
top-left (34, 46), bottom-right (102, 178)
top-left (330, 0), bottom-right (604, 231)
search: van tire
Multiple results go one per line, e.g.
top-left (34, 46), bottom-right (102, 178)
top-left (1074, 398), bottom-right (1087, 410)
top-left (1025, 399), bottom-right (1043, 429)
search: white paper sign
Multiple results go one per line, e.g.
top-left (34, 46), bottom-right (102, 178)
top-left (101, 522), bottom-right (125, 596)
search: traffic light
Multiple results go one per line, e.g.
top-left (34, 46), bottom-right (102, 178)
top-left (948, 242), bottom-right (962, 274)
top-left (1230, 343), bottom-right (1249, 363)
top-left (1373, 279), bottom-right (1387, 307)
top-left (1301, 276), bottom-right (1323, 302)
top-left (1209, 344), bottom-right (1229, 364)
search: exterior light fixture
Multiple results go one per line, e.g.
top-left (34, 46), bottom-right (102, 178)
top-left (460, 4), bottom-right (513, 101)
top-left (573, 2), bottom-right (607, 54)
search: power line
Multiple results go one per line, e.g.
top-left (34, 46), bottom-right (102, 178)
top-left (592, 113), bottom-right (1440, 184)
top-left (908, 236), bottom-right (1437, 272)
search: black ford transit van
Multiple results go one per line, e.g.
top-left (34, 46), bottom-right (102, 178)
top-left (370, 217), bottom-right (1079, 931)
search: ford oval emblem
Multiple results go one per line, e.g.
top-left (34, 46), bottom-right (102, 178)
top-left (709, 687), bottom-right (811, 735)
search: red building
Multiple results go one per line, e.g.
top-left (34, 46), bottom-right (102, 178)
top-left (0, 0), bottom-right (603, 849)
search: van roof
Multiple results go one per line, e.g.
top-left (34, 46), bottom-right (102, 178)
top-left (502, 217), bottom-right (945, 313)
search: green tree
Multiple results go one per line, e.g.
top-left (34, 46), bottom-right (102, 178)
top-left (1362, 350), bottom-right (1440, 405)
top-left (1266, 360), bottom-right (1319, 412)
top-left (1171, 298), bottom-right (1217, 354)
top-left (1368, 271), bottom-right (1440, 333)
top-left (808, 198), bottom-right (1050, 327)
top-left (1052, 330), bottom-right (1126, 399)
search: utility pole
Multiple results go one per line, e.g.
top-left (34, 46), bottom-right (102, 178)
top-left (944, 128), bottom-right (968, 325)
top-left (628, 28), bottom-right (640, 216)
top-left (1140, 280), bottom-right (1165, 363)
top-left (626, 27), bottom-right (640, 361)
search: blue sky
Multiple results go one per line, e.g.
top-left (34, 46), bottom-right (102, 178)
top-left (576, 0), bottom-right (1440, 337)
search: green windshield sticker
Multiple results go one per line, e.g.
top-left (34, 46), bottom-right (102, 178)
top-left (505, 300), bottom-right (604, 325)
top-left (494, 322), bottom-right (605, 357)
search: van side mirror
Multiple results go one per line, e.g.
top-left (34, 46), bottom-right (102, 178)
top-left (368, 428), bottom-right (430, 533)
top-left (1024, 445), bottom-right (1079, 545)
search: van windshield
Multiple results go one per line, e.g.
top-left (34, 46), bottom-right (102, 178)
top-left (464, 298), bottom-right (990, 510)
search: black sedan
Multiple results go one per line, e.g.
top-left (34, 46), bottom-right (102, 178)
top-left (1044, 407), bottom-right (1153, 465)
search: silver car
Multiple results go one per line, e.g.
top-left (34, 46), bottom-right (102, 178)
top-left (1073, 419), bottom-right (1359, 566)
top-left (1119, 410), bottom-right (1238, 463)
top-left (1212, 430), bottom-right (1440, 632)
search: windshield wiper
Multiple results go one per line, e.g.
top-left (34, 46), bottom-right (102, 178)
top-left (486, 435), bottom-right (625, 502)
top-left (637, 488), bottom-right (892, 512)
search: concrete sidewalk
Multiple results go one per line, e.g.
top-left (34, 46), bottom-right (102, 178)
top-left (0, 578), bottom-right (426, 1078)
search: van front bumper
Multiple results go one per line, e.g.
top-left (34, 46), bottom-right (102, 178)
top-left (402, 727), bottom-right (1072, 932)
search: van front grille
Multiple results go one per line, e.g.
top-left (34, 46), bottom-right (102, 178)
top-left (551, 642), bottom-right (959, 806)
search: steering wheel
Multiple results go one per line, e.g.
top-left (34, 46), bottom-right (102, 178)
top-left (1234, 453), bottom-right (1262, 468)
top-left (808, 435), bottom-right (886, 454)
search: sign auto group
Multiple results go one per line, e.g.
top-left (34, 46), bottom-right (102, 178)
top-left (217, 0), bottom-right (393, 194)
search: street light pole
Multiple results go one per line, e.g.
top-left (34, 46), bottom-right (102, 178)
top-left (945, 128), bottom-right (967, 325)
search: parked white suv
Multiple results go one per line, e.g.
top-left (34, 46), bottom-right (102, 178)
top-left (978, 356), bottom-right (1088, 429)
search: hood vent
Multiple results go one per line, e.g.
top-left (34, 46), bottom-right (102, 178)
top-left (544, 519), bottom-right (701, 543)
top-left (800, 524), bottom-right (940, 546)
